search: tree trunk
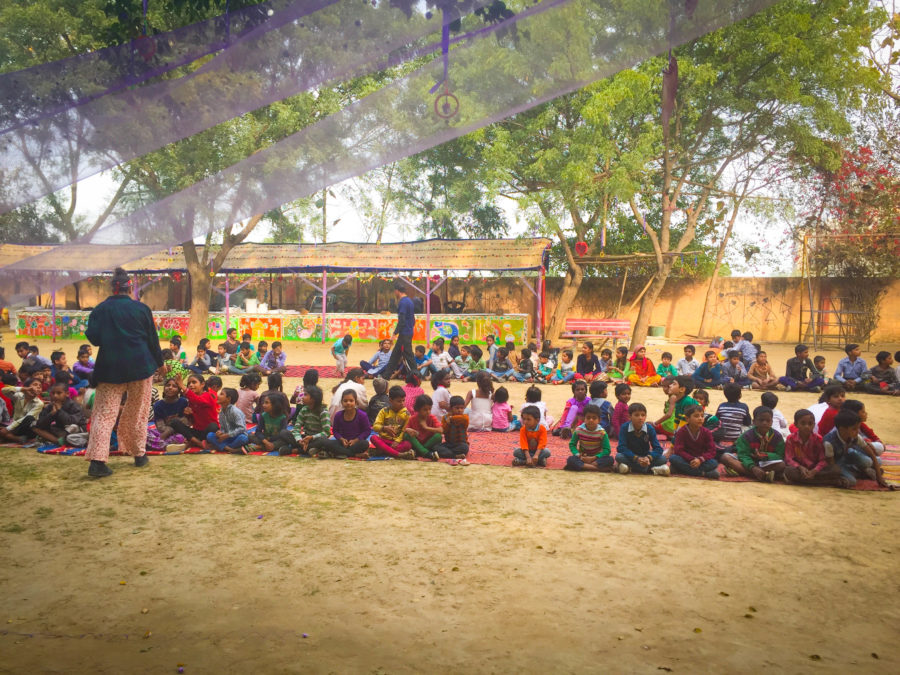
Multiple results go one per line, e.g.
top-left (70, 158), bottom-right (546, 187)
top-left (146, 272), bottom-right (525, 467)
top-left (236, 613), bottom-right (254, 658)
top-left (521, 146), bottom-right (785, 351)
top-left (631, 260), bottom-right (674, 347)
top-left (185, 264), bottom-right (211, 349)
top-left (545, 263), bottom-right (583, 344)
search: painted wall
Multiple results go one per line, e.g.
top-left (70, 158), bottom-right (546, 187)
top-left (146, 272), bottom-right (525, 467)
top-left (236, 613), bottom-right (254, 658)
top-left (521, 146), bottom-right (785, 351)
top-left (21, 274), bottom-right (900, 342)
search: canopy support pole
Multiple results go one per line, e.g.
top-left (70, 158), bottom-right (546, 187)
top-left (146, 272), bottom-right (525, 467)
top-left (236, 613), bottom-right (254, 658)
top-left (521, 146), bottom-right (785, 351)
top-left (224, 275), bottom-right (230, 331)
top-left (321, 269), bottom-right (328, 344)
top-left (426, 275), bottom-right (431, 343)
top-left (537, 267), bottom-right (544, 346)
top-left (51, 286), bottom-right (57, 343)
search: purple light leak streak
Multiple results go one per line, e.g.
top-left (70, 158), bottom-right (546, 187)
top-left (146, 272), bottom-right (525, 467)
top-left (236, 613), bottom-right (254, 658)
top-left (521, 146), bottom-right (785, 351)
top-left (0, 0), bottom-right (782, 280)
top-left (0, 1), bottom-right (341, 136)
top-left (0, 0), bottom-right (499, 214)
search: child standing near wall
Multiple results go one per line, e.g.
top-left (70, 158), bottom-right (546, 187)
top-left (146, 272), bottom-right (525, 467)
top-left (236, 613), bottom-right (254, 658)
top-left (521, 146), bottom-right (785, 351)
top-left (331, 334), bottom-right (353, 376)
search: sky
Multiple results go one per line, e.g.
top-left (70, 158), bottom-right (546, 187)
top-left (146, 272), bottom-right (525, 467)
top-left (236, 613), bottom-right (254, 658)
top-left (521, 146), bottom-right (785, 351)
top-left (73, 167), bottom-right (796, 277)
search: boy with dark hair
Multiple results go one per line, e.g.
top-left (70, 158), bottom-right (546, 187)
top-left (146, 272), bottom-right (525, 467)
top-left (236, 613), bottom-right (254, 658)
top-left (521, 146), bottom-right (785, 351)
top-left (811, 355), bottom-right (829, 384)
top-left (258, 340), bottom-right (287, 376)
top-left (669, 405), bottom-right (719, 479)
top-left (564, 403), bottom-right (613, 472)
top-left (759, 392), bottom-right (789, 437)
top-left (778, 344), bottom-right (824, 392)
top-left (712, 383), bottom-right (750, 445)
top-left (436, 395), bottom-right (470, 464)
top-left (187, 344), bottom-right (212, 374)
top-left (512, 347), bottom-right (535, 383)
top-left (588, 379), bottom-right (613, 434)
top-left (33, 383), bottom-right (87, 446)
top-left (722, 406), bottom-right (785, 482)
top-left (721, 349), bottom-right (751, 388)
top-left (0, 378), bottom-right (44, 442)
top-left (657, 352), bottom-right (677, 379)
top-left (224, 328), bottom-right (240, 355)
top-left (656, 376), bottom-right (698, 436)
top-left (823, 409), bottom-right (887, 488)
top-left (514, 405), bottom-right (550, 467)
top-left (748, 351), bottom-right (779, 390)
top-left (229, 342), bottom-right (260, 375)
top-left (865, 351), bottom-right (900, 394)
top-left (783, 409), bottom-right (846, 487)
top-left (616, 402), bottom-right (669, 475)
top-left (676, 344), bottom-right (699, 376)
top-left (833, 343), bottom-right (868, 391)
top-left (692, 350), bottom-right (724, 388)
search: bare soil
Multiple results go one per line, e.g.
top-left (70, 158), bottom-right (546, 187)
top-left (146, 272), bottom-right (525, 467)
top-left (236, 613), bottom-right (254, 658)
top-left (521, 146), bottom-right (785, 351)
top-left (1, 337), bottom-right (898, 673)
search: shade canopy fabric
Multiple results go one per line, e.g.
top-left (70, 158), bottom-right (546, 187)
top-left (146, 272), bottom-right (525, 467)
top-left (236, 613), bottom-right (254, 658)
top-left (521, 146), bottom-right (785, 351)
top-left (0, 238), bottom-right (551, 274)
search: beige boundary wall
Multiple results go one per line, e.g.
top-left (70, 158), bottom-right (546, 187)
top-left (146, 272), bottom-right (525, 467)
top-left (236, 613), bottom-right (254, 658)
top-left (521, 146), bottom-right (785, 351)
top-left (30, 274), bottom-right (900, 343)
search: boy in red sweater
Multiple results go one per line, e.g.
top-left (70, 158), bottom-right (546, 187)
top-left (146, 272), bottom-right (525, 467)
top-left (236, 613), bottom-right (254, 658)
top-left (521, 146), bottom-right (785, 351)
top-left (668, 405), bottom-right (719, 479)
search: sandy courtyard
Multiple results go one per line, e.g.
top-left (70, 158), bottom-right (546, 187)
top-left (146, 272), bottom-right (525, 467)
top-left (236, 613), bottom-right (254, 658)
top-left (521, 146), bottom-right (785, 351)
top-left (1, 336), bottom-right (898, 673)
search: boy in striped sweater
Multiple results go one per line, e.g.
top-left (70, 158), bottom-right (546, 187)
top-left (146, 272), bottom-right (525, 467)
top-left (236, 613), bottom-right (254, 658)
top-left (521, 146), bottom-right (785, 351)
top-left (564, 404), bottom-right (613, 472)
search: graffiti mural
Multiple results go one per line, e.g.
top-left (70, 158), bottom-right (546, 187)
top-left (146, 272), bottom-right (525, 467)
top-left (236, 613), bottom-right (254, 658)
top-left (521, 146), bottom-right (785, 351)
top-left (16, 310), bottom-right (529, 345)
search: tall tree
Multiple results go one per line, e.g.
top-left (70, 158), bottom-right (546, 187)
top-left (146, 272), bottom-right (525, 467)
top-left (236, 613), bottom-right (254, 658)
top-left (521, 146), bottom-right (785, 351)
top-left (479, 0), bottom-right (880, 344)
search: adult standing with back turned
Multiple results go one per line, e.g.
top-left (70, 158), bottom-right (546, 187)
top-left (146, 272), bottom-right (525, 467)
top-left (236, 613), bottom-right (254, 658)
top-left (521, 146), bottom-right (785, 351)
top-left (382, 279), bottom-right (418, 379)
top-left (84, 268), bottom-right (164, 478)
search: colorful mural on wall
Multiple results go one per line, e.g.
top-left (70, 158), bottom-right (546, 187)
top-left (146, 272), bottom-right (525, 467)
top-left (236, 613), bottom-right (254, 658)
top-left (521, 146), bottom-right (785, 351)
top-left (16, 310), bottom-right (528, 345)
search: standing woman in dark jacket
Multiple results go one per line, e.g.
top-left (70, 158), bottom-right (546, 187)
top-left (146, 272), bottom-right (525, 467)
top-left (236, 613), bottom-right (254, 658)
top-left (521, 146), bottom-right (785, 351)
top-left (84, 268), bottom-right (164, 477)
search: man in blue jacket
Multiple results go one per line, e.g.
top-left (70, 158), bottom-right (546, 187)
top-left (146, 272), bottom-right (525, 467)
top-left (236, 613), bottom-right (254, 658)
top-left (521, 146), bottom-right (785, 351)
top-left (382, 280), bottom-right (418, 379)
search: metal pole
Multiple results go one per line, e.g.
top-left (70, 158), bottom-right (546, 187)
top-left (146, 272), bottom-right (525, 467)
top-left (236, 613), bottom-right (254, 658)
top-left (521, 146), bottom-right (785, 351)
top-left (51, 287), bottom-right (57, 342)
top-left (225, 274), bottom-right (230, 335)
top-left (321, 268), bottom-right (327, 344)
top-left (425, 274), bottom-right (431, 343)
top-left (133, 276), bottom-right (140, 300)
top-left (536, 269), bottom-right (543, 346)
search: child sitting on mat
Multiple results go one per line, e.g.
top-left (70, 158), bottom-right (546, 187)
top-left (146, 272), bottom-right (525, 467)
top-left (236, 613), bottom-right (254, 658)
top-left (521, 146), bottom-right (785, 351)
top-left (782, 409), bottom-right (844, 487)
top-left (611, 382), bottom-right (631, 437)
top-left (564, 403), bottom-right (613, 472)
top-left (236, 373), bottom-right (262, 420)
top-left (668, 405), bottom-right (720, 479)
top-left (435, 395), bottom-right (471, 464)
top-left (371, 385), bottom-right (415, 460)
top-left (0, 379), bottom-right (44, 443)
top-left (168, 373), bottom-right (219, 448)
top-left (748, 351), bottom-right (779, 390)
top-left (322, 388), bottom-right (372, 459)
top-left (291, 369), bottom-right (319, 416)
top-left (292, 385), bottom-right (331, 457)
top-left (491, 386), bottom-right (512, 432)
top-left (553, 379), bottom-right (590, 440)
top-left (404, 394), bottom-right (442, 461)
top-left (249, 394), bottom-right (292, 455)
top-left (32, 383), bottom-right (87, 447)
top-left (721, 406), bottom-right (785, 482)
top-left (760, 392), bottom-right (789, 438)
top-left (588, 379), bottom-right (613, 435)
top-left (367, 377), bottom-right (390, 422)
top-left (840, 400), bottom-right (884, 456)
top-left (402, 372), bottom-right (425, 414)
top-left (464, 371), bottom-right (493, 431)
top-left (616, 402), bottom-right (669, 476)
top-left (206, 388), bottom-right (250, 453)
top-left (513, 405), bottom-right (550, 468)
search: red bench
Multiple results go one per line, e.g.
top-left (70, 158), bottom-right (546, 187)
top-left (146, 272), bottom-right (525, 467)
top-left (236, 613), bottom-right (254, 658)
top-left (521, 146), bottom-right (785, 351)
top-left (560, 318), bottom-right (631, 349)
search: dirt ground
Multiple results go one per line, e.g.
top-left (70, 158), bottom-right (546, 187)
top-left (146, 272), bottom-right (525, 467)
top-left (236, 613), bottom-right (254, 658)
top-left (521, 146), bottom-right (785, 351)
top-left (1, 335), bottom-right (898, 673)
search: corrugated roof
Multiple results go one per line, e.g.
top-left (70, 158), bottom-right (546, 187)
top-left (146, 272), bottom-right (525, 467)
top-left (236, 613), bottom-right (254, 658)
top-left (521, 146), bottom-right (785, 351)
top-left (0, 239), bottom-right (551, 273)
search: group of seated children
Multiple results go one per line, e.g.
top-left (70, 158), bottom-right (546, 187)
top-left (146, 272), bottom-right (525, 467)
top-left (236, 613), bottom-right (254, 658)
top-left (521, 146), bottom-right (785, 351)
top-left (543, 373), bottom-right (890, 489)
top-left (0, 342), bottom-right (95, 447)
top-left (159, 330), bottom-right (288, 381)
